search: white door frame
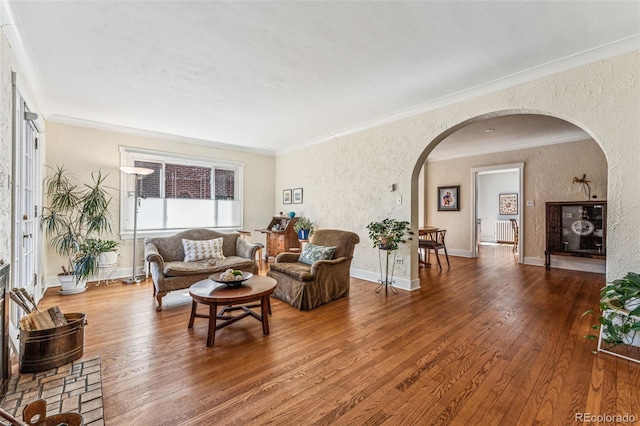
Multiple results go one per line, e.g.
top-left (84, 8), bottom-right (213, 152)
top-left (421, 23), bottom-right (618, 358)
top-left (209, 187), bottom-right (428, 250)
top-left (470, 162), bottom-right (524, 262)
top-left (11, 75), bottom-right (43, 352)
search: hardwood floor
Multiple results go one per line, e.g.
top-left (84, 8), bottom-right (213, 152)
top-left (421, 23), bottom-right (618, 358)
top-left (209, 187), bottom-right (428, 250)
top-left (33, 249), bottom-right (640, 425)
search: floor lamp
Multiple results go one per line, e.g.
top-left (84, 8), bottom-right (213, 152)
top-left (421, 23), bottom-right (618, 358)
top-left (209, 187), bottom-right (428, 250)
top-left (120, 166), bottom-right (154, 284)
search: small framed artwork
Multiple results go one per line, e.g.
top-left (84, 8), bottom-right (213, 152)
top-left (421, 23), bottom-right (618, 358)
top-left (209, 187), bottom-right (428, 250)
top-left (438, 186), bottom-right (460, 211)
top-left (499, 193), bottom-right (518, 215)
top-left (283, 189), bottom-right (292, 204)
top-left (293, 188), bottom-right (303, 204)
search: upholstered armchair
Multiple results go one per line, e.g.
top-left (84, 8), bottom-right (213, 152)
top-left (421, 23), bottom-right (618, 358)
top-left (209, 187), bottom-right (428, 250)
top-left (267, 229), bottom-right (360, 310)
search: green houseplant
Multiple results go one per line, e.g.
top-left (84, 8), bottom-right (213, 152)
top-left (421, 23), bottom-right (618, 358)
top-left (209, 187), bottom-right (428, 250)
top-left (583, 272), bottom-right (640, 353)
top-left (78, 238), bottom-right (121, 268)
top-left (41, 165), bottom-right (115, 293)
top-left (366, 218), bottom-right (413, 295)
top-left (293, 217), bottom-right (314, 240)
top-left (366, 218), bottom-right (412, 251)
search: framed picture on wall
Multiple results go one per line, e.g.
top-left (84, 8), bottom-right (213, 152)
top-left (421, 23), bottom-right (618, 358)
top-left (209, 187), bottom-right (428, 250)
top-left (499, 193), bottom-right (518, 215)
top-left (293, 188), bottom-right (303, 204)
top-left (438, 186), bottom-right (460, 211)
top-left (283, 189), bottom-right (292, 204)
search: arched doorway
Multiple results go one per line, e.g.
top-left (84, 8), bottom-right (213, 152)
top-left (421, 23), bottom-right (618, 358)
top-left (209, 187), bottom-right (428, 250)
top-left (412, 111), bottom-right (607, 275)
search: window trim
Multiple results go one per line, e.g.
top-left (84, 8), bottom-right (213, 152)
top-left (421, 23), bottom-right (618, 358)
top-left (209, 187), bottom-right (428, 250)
top-left (118, 146), bottom-right (244, 239)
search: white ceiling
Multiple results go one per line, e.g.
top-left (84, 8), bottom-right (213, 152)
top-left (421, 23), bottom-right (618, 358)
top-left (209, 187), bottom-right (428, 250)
top-left (3, 1), bottom-right (639, 156)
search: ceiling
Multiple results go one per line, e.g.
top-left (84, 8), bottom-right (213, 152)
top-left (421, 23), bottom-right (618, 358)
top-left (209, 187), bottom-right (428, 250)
top-left (3, 1), bottom-right (639, 156)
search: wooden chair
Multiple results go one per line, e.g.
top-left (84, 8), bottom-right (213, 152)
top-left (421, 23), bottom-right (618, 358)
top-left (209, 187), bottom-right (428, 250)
top-left (510, 219), bottom-right (519, 253)
top-left (419, 229), bottom-right (450, 269)
top-left (0, 398), bottom-right (83, 426)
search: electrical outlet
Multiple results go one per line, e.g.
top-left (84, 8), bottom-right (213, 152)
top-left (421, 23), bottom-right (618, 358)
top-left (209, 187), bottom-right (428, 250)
top-left (396, 196), bottom-right (402, 205)
top-left (526, 200), bottom-right (535, 207)
top-left (395, 258), bottom-right (403, 264)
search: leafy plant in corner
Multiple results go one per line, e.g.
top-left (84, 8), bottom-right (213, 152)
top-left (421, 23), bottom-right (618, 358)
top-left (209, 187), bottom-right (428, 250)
top-left (366, 218), bottom-right (413, 251)
top-left (582, 272), bottom-right (640, 351)
top-left (40, 165), bottom-right (115, 284)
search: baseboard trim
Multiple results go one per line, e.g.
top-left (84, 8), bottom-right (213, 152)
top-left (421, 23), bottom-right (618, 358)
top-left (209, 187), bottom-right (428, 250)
top-left (350, 268), bottom-right (420, 291)
top-left (44, 266), bottom-right (145, 289)
top-left (523, 256), bottom-right (605, 274)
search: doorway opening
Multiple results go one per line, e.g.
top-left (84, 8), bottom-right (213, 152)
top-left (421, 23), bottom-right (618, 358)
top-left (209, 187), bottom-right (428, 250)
top-left (472, 164), bottom-right (523, 265)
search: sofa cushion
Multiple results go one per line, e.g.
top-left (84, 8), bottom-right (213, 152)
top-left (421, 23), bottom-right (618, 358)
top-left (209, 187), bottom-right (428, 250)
top-left (298, 243), bottom-right (336, 265)
top-left (163, 256), bottom-right (256, 277)
top-left (268, 262), bottom-right (313, 281)
top-left (182, 238), bottom-right (225, 262)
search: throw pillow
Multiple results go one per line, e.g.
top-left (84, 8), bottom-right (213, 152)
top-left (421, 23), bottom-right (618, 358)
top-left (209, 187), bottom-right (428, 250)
top-left (182, 238), bottom-right (225, 262)
top-left (298, 243), bottom-right (336, 265)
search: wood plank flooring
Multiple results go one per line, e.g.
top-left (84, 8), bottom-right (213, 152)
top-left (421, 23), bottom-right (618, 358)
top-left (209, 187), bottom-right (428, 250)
top-left (33, 247), bottom-right (640, 425)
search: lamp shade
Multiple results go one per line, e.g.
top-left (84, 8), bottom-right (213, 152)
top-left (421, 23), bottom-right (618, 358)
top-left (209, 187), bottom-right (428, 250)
top-left (120, 166), bottom-right (154, 176)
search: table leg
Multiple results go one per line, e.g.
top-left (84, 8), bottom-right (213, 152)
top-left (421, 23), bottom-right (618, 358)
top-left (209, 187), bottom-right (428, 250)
top-left (261, 296), bottom-right (270, 335)
top-left (188, 300), bottom-right (197, 328)
top-left (207, 303), bottom-right (217, 347)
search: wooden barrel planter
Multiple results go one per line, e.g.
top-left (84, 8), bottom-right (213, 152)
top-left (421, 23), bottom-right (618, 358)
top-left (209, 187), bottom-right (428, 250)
top-left (19, 313), bottom-right (86, 373)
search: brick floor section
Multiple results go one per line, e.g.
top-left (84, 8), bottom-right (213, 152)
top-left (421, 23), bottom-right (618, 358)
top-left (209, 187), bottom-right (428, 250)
top-left (0, 356), bottom-right (103, 426)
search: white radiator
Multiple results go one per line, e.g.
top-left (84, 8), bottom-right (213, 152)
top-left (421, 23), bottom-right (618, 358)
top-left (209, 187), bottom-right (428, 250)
top-left (495, 220), bottom-right (514, 243)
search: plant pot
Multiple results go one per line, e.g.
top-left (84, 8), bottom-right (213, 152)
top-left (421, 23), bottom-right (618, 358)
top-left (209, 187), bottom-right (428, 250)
top-left (624, 298), bottom-right (640, 312)
top-left (298, 229), bottom-right (310, 240)
top-left (98, 250), bottom-right (119, 267)
top-left (58, 274), bottom-right (87, 295)
top-left (602, 308), bottom-right (640, 347)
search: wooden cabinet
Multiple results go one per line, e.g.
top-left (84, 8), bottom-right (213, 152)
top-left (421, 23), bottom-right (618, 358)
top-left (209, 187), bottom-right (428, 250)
top-left (258, 216), bottom-right (300, 260)
top-left (545, 201), bottom-right (606, 270)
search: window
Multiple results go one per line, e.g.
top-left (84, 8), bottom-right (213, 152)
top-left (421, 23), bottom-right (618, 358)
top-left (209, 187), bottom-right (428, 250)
top-left (119, 147), bottom-right (243, 236)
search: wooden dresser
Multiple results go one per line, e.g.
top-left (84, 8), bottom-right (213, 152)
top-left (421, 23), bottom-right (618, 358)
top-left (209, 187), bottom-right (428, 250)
top-left (258, 216), bottom-right (300, 260)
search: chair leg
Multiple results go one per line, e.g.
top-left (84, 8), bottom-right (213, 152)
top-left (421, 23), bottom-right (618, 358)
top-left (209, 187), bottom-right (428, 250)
top-left (443, 246), bottom-right (450, 268)
top-left (435, 248), bottom-right (442, 270)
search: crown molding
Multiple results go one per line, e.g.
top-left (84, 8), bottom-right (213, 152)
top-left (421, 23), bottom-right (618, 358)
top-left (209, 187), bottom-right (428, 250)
top-left (276, 35), bottom-right (640, 156)
top-left (47, 115), bottom-right (276, 157)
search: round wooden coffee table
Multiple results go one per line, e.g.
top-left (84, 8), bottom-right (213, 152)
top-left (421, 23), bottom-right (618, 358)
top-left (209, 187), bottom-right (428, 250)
top-left (188, 275), bottom-right (277, 347)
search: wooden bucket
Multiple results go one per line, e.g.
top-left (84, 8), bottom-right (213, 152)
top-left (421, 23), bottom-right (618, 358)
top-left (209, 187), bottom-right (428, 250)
top-left (19, 313), bottom-right (86, 373)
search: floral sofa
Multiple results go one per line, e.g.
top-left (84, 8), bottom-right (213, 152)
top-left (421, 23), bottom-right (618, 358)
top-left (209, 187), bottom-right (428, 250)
top-left (144, 229), bottom-right (259, 311)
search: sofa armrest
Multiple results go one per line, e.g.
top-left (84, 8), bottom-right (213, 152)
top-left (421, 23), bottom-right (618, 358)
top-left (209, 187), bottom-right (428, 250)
top-left (310, 256), bottom-right (350, 276)
top-left (236, 237), bottom-right (259, 260)
top-left (275, 252), bottom-right (300, 263)
top-left (144, 242), bottom-right (165, 271)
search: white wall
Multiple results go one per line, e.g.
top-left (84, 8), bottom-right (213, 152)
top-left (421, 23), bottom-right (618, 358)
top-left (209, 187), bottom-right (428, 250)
top-left (478, 171), bottom-right (519, 242)
top-left (276, 51), bottom-right (638, 290)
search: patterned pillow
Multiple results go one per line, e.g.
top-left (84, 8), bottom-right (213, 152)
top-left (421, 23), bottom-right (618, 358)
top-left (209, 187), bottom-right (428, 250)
top-left (182, 238), bottom-right (225, 262)
top-left (298, 243), bottom-right (336, 265)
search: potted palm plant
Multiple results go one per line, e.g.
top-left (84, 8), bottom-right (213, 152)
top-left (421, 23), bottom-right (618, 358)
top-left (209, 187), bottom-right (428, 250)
top-left (293, 217), bottom-right (314, 240)
top-left (41, 165), bottom-right (114, 294)
top-left (583, 272), bottom-right (640, 357)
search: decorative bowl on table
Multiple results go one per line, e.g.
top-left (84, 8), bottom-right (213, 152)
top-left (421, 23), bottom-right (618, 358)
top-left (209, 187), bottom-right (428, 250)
top-left (210, 270), bottom-right (253, 287)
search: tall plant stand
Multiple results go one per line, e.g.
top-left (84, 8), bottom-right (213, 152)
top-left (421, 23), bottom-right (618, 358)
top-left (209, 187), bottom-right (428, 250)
top-left (376, 247), bottom-right (398, 295)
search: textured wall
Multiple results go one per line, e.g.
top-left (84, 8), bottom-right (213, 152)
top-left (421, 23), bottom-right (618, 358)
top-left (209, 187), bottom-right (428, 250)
top-left (276, 51), bottom-right (639, 286)
top-left (0, 30), bottom-right (12, 265)
top-left (43, 123), bottom-right (275, 280)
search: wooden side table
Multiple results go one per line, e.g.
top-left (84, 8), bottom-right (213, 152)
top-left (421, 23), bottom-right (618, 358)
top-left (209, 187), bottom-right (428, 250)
top-left (188, 276), bottom-right (277, 347)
